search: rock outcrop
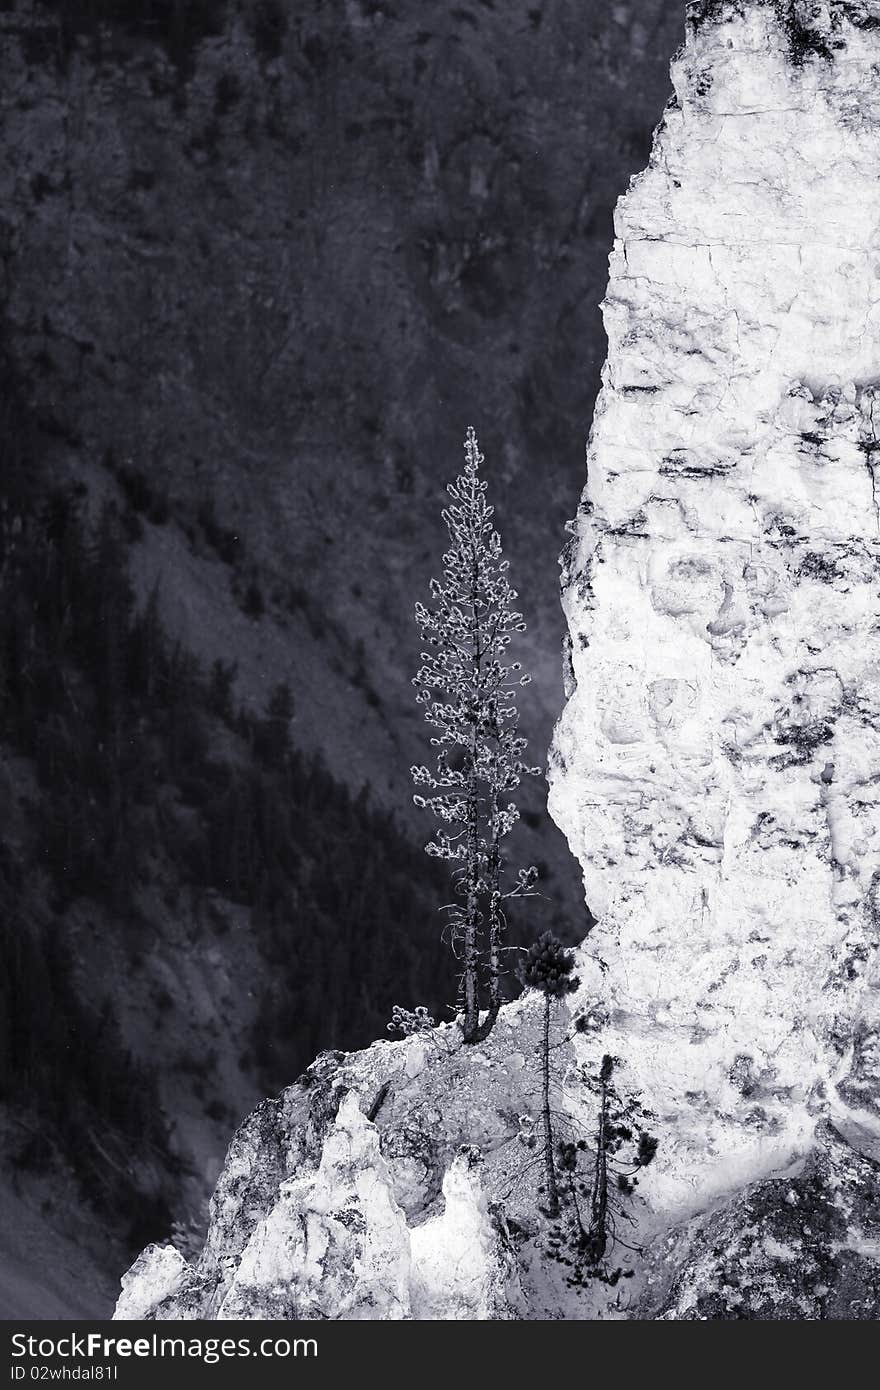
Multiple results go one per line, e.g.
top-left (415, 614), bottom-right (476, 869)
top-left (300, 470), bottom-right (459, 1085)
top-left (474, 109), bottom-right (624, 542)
top-left (115, 1026), bottom-right (534, 1320)
top-left (117, 1), bottom-right (880, 1319)
top-left (640, 1122), bottom-right (880, 1319)
top-left (549, 0), bottom-right (880, 1313)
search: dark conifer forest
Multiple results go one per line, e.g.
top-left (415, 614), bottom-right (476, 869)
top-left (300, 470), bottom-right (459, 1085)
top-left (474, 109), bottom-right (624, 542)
top-left (0, 0), bottom-right (682, 1306)
top-left (0, 337), bottom-right (465, 1245)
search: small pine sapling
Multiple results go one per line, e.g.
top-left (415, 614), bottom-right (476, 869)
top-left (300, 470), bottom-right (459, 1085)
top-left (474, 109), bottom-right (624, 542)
top-left (547, 1054), bottom-right (659, 1288)
top-left (521, 932), bottom-right (579, 1215)
top-left (412, 426), bottom-right (538, 1043)
top-left (386, 1004), bottom-right (436, 1037)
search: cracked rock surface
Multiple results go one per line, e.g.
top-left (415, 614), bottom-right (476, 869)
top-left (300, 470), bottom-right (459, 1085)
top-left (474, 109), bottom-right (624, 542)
top-left (549, 0), bottom-right (880, 1314)
top-left (114, 1019), bottom-right (543, 1321)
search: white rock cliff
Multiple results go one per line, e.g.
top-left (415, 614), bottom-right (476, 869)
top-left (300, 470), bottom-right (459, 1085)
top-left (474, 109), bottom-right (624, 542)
top-left (550, 0), bottom-right (880, 1206)
top-left (116, 1), bottom-right (880, 1320)
top-left (549, 0), bottom-right (880, 1316)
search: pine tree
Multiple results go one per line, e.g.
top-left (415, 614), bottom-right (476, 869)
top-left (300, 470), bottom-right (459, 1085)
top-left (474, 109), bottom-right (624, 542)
top-left (412, 426), bottom-right (538, 1043)
top-left (521, 932), bottom-right (579, 1214)
top-left (587, 1054), bottom-right (614, 1264)
top-left (548, 1052), bottom-right (659, 1287)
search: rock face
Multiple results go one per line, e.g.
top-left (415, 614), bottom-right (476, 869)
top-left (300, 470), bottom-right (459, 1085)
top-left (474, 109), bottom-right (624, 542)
top-left (548, 0), bottom-right (880, 1311)
top-left (114, 1027), bottom-right (533, 1321)
top-left (116, 1), bottom-right (880, 1320)
top-left (641, 1122), bottom-right (880, 1319)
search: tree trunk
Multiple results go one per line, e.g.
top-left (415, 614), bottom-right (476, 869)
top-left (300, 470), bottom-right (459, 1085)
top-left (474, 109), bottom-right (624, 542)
top-left (465, 797), bottom-right (501, 1044)
top-left (462, 545), bottom-right (483, 1043)
top-left (588, 1077), bottom-right (609, 1261)
top-left (541, 992), bottom-right (559, 1214)
top-left (461, 742), bottom-right (480, 1041)
top-left (486, 792), bottom-right (503, 1014)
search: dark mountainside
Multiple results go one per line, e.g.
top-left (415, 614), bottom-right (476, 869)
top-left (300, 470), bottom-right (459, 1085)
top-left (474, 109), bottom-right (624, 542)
top-left (0, 0), bottom-right (681, 1315)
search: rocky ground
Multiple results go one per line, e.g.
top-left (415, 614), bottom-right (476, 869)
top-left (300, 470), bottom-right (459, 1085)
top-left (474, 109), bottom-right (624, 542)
top-left (116, 990), bottom-right (880, 1320)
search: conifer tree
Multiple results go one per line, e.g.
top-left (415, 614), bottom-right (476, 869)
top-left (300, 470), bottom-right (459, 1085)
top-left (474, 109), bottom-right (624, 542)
top-left (548, 1053), bottom-right (659, 1287)
top-left (521, 932), bottom-right (579, 1213)
top-left (412, 426), bottom-right (538, 1043)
